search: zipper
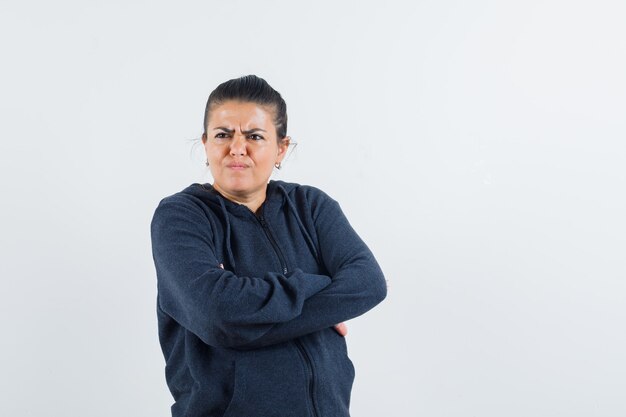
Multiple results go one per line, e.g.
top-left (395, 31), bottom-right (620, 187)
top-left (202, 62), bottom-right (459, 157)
top-left (252, 209), bottom-right (320, 416)
top-left (295, 339), bottom-right (320, 417)
top-left (255, 212), bottom-right (289, 275)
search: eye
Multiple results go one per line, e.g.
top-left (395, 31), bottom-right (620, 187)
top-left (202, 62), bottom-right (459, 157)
top-left (248, 134), bottom-right (264, 141)
top-left (215, 133), bottom-right (230, 139)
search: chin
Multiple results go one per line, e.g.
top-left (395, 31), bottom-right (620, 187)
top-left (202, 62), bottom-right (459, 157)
top-left (221, 179), bottom-right (256, 194)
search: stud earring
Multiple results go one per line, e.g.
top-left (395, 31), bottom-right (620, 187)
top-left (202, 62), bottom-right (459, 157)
top-left (205, 159), bottom-right (209, 167)
top-left (274, 162), bottom-right (282, 170)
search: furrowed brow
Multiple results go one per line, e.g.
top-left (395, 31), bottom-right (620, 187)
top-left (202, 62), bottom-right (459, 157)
top-left (241, 128), bottom-right (267, 134)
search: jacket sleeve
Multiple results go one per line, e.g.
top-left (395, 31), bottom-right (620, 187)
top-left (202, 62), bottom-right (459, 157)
top-left (150, 195), bottom-right (332, 349)
top-left (235, 191), bottom-right (387, 349)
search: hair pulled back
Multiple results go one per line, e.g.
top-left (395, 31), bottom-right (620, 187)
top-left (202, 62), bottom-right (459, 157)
top-left (203, 75), bottom-right (288, 141)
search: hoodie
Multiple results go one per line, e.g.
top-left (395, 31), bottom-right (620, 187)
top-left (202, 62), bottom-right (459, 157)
top-left (150, 180), bottom-right (387, 417)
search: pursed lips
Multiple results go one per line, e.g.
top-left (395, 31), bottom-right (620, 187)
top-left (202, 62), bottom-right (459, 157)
top-left (226, 162), bottom-right (249, 170)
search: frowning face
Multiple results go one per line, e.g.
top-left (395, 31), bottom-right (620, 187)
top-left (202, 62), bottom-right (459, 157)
top-left (202, 101), bottom-right (289, 206)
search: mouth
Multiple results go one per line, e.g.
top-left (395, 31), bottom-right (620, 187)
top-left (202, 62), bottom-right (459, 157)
top-left (226, 163), bottom-right (249, 170)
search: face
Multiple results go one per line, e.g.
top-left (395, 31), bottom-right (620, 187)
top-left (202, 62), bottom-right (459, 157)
top-left (202, 100), bottom-right (289, 202)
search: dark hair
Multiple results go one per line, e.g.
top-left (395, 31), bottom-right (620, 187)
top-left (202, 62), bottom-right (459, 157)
top-left (203, 75), bottom-right (288, 142)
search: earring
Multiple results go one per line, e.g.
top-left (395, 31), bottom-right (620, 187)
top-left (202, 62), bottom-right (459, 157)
top-left (205, 159), bottom-right (209, 167)
top-left (274, 162), bottom-right (282, 170)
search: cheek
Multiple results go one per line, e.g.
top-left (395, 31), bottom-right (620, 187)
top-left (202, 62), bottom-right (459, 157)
top-left (206, 146), bottom-right (225, 160)
top-left (258, 154), bottom-right (277, 168)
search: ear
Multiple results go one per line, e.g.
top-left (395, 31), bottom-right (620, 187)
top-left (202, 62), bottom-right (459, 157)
top-left (202, 133), bottom-right (207, 144)
top-left (276, 136), bottom-right (290, 162)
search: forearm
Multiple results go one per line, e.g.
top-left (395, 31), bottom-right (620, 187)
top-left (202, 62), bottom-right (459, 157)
top-left (233, 256), bottom-right (387, 349)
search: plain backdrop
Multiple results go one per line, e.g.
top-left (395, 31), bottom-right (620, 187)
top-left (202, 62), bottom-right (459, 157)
top-left (1, 0), bottom-right (625, 416)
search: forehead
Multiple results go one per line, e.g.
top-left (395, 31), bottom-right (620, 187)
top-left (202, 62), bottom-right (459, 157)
top-left (208, 101), bottom-right (274, 128)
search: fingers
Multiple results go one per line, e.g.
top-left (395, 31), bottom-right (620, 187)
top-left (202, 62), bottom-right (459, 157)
top-left (334, 322), bottom-right (348, 337)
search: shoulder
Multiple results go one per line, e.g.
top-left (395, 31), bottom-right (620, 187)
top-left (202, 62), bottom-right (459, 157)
top-left (271, 180), bottom-right (337, 204)
top-left (270, 180), bottom-right (341, 221)
top-left (152, 183), bottom-right (216, 222)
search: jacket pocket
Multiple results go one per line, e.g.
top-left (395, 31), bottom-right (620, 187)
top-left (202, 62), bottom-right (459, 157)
top-left (222, 343), bottom-right (312, 417)
top-left (221, 356), bottom-right (246, 417)
top-left (297, 329), bottom-right (355, 416)
top-left (336, 330), bottom-right (355, 380)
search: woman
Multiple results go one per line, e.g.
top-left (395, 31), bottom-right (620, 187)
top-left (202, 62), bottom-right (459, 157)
top-left (150, 75), bottom-right (387, 417)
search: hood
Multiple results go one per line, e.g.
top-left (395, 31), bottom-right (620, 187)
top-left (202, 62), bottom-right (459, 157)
top-left (176, 180), bottom-right (319, 272)
top-left (180, 180), bottom-right (299, 215)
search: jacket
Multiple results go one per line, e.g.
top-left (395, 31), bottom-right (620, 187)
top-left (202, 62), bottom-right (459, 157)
top-left (150, 180), bottom-right (387, 417)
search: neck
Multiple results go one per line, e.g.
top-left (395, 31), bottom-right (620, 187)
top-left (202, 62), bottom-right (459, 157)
top-left (212, 183), bottom-right (267, 214)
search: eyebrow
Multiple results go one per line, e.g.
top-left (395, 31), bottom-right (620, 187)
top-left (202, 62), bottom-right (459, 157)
top-left (213, 127), bottom-right (267, 134)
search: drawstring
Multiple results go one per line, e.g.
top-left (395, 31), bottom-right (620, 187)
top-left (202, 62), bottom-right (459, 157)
top-left (217, 191), bottom-right (237, 271)
top-left (276, 184), bottom-right (321, 265)
top-left (199, 182), bottom-right (319, 271)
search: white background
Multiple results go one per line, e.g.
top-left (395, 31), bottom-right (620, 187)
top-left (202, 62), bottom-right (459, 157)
top-left (1, 0), bottom-right (625, 416)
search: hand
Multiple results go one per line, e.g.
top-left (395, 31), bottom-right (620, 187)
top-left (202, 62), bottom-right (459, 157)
top-left (333, 322), bottom-right (348, 337)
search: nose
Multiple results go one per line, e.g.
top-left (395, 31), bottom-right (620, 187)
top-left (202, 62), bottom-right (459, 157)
top-left (229, 134), bottom-right (247, 157)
